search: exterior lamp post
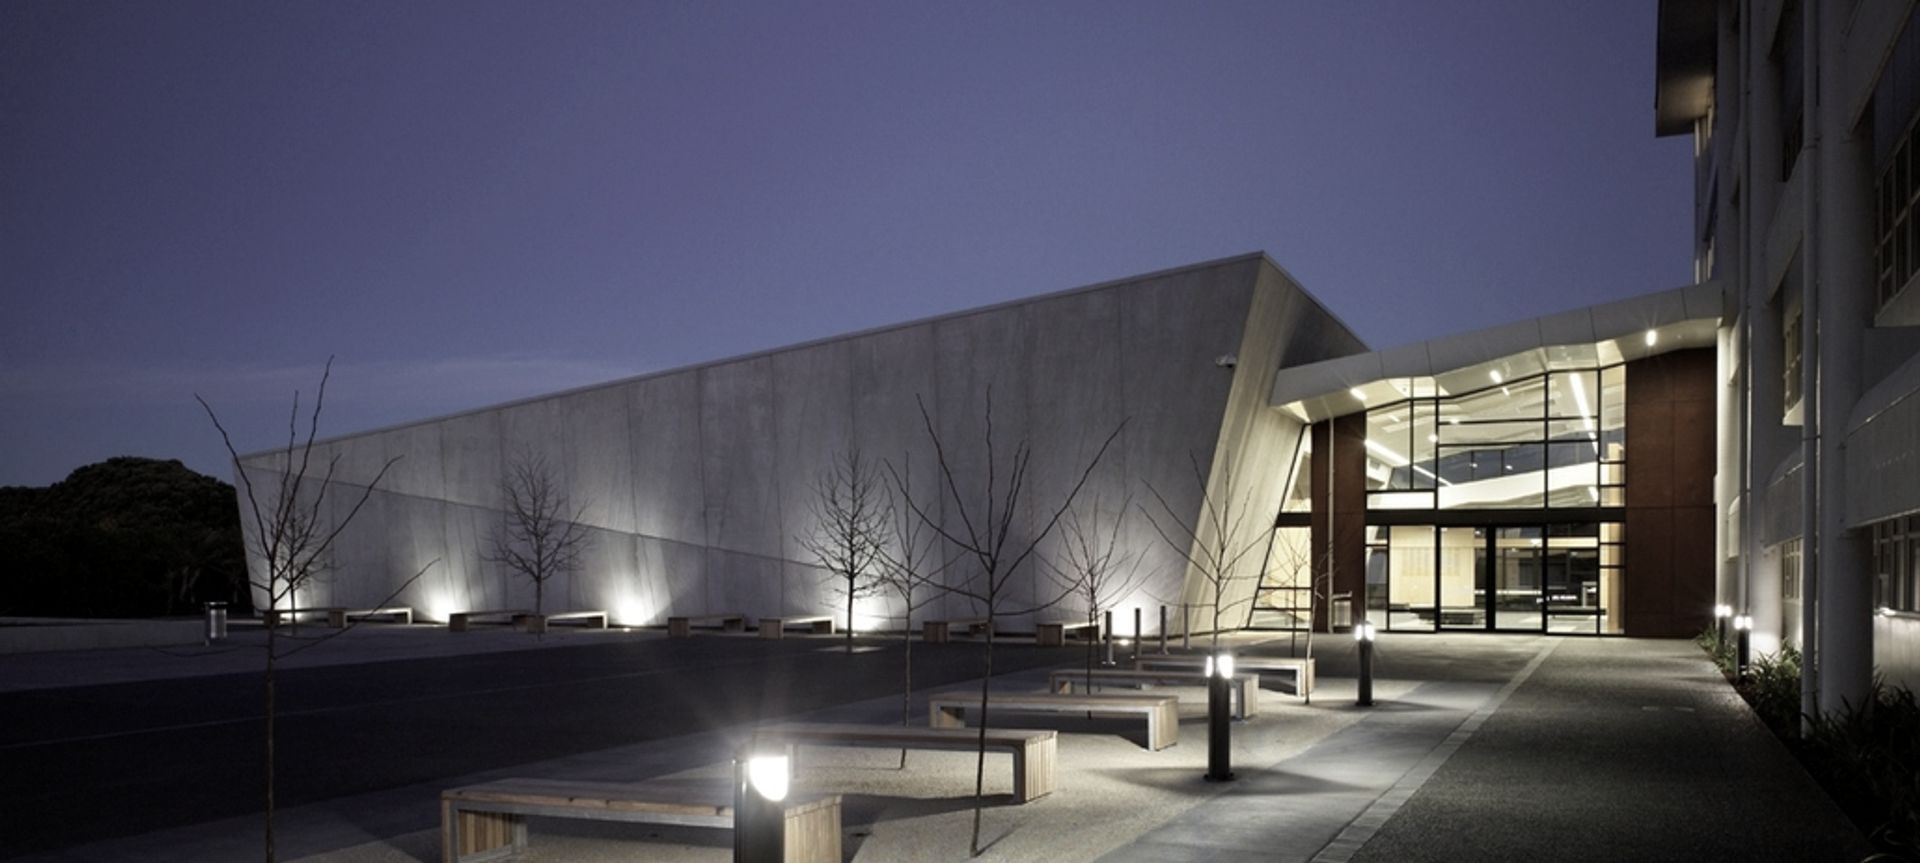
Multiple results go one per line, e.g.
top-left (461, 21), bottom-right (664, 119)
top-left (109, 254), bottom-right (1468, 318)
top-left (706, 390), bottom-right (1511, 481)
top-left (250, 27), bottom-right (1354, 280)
top-left (1102, 609), bottom-right (1117, 666)
top-left (1133, 607), bottom-right (1143, 663)
top-left (1355, 619), bottom-right (1377, 707)
top-left (1733, 614), bottom-right (1752, 679)
top-left (1204, 653), bottom-right (1235, 782)
top-left (733, 750), bottom-right (789, 863)
top-left (1713, 604), bottom-right (1732, 646)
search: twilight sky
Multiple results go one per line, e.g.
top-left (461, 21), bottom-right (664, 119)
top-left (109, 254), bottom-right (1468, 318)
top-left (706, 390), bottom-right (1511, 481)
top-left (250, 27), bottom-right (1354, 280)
top-left (0, 1), bottom-right (1693, 488)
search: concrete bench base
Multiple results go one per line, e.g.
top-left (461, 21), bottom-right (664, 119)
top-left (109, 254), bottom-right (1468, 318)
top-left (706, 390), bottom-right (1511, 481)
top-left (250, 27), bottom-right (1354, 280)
top-left (926, 689), bottom-right (1179, 751)
top-left (667, 613), bottom-right (747, 638)
top-left (1135, 655), bottom-right (1315, 694)
top-left (758, 722), bottom-right (1055, 803)
top-left (441, 778), bottom-right (841, 863)
top-left (1034, 621), bottom-right (1100, 647)
top-left (448, 610), bottom-right (531, 633)
top-left (922, 619), bottom-right (991, 643)
top-left (1050, 668), bottom-right (1259, 719)
top-left (326, 606), bottom-right (413, 628)
top-left (760, 615), bottom-right (836, 639)
top-left (512, 611), bottom-right (607, 634)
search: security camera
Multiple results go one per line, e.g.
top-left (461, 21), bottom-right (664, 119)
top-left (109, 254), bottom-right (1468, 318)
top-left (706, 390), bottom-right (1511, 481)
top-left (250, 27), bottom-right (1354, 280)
top-left (1214, 354), bottom-right (1238, 369)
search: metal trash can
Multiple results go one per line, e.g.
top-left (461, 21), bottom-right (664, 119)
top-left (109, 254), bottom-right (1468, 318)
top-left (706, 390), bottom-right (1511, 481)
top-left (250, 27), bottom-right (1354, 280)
top-left (1330, 592), bottom-right (1353, 631)
top-left (204, 601), bottom-right (228, 643)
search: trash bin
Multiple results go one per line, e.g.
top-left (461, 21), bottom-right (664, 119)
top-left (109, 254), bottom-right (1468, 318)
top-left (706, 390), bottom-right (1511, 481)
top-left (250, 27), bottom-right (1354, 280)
top-left (1330, 592), bottom-right (1353, 631)
top-left (205, 601), bottom-right (228, 643)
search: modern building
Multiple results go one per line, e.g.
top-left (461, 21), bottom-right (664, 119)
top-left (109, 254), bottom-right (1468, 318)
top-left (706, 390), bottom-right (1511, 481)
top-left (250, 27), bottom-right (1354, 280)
top-left (1653, 0), bottom-right (1920, 709)
top-left (236, 1), bottom-right (1920, 710)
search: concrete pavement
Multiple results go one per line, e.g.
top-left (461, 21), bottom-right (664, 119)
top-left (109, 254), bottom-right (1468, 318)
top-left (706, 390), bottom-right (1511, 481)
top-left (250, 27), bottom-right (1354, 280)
top-left (2, 627), bottom-right (1871, 862)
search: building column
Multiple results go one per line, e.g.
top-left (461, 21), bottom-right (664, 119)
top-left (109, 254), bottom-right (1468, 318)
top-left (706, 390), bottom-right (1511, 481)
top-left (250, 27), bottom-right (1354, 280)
top-left (1809, 0), bottom-right (1874, 715)
top-left (1309, 415), bottom-right (1365, 632)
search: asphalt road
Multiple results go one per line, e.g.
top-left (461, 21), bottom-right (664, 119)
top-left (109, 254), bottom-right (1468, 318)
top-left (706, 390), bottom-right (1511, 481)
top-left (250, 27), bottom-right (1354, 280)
top-left (0, 634), bottom-right (1065, 859)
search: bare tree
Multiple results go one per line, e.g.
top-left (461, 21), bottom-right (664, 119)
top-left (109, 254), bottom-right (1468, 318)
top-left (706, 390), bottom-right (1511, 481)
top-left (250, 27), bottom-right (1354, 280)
top-left (1139, 453), bottom-right (1267, 651)
top-left (199, 358), bottom-right (434, 862)
top-left (1044, 493), bottom-right (1151, 691)
top-left (876, 458), bottom-right (948, 766)
top-left (797, 446), bottom-right (891, 653)
top-left (485, 448), bottom-right (591, 621)
top-left (891, 392), bottom-right (1124, 857)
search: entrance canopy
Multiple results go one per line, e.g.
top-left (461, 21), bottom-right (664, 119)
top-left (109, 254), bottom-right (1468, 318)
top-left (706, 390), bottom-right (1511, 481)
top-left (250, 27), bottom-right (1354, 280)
top-left (1270, 281), bottom-right (1722, 423)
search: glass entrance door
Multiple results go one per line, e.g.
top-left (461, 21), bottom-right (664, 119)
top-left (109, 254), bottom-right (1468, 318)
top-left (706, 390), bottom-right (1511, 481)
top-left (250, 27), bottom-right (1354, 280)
top-left (1491, 527), bottom-right (1545, 631)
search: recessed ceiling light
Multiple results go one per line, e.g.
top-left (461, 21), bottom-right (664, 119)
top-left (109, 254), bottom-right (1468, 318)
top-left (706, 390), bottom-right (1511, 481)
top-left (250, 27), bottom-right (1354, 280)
top-left (1645, 330), bottom-right (1658, 347)
top-left (1351, 387), bottom-right (1367, 401)
top-left (1489, 370), bottom-right (1504, 384)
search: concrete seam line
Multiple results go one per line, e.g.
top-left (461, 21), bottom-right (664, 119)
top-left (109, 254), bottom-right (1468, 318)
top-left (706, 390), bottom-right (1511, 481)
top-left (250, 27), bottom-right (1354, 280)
top-left (1308, 637), bottom-right (1562, 863)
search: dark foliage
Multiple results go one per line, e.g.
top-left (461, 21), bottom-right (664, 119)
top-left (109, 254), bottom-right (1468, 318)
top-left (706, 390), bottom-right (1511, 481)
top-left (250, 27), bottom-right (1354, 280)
top-left (1701, 633), bottom-right (1920, 861)
top-left (0, 457), bottom-right (248, 617)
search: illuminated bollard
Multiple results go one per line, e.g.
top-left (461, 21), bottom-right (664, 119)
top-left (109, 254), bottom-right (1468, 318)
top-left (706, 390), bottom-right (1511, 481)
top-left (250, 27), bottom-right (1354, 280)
top-left (1102, 610), bottom-right (1116, 666)
top-left (204, 601), bottom-right (228, 644)
top-left (1734, 614), bottom-right (1752, 679)
top-left (1158, 605), bottom-right (1169, 655)
top-left (1133, 607), bottom-right (1142, 663)
top-left (733, 750), bottom-right (788, 863)
top-left (1713, 604), bottom-right (1732, 648)
top-left (1355, 619), bottom-right (1376, 707)
top-left (1204, 653), bottom-right (1235, 782)
top-left (1182, 604), bottom-right (1192, 652)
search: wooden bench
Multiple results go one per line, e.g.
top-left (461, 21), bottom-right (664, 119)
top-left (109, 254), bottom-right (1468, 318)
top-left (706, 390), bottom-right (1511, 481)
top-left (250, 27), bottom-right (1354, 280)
top-left (926, 689), bottom-right (1179, 751)
top-left (513, 610), bottom-right (608, 634)
top-left (755, 722), bottom-right (1055, 803)
top-left (1049, 668), bottom-right (1260, 720)
top-left (326, 606), bottom-right (414, 628)
top-left (1033, 620), bottom-right (1100, 647)
top-left (1134, 655), bottom-right (1316, 694)
top-left (667, 612), bottom-right (748, 638)
top-left (261, 607), bottom-right (338, 627)
top-left (440, 777), bottom-right (841, 863)
top-left (759, 615), bottom-right (836, 639)
top-left (448, 609), bottom-right (532, 633)
top-left (922, 618), bottom-right (992, 643)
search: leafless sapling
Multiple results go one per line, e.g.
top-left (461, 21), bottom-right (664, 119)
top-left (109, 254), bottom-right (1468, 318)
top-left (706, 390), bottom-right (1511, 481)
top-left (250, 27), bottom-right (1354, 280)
top-left (485, 448), bottom-right (591, 622)
top-left (1043, 493), bottom-right (1151, 692)
top-left (797, 446), bottom-right (891, 653)
top-left (199, 358), bottom-right (435, 863)
top-left (891, 391), bottom-right (1124, 857)
top-left (1139, 453), bottom-right (1267, 652)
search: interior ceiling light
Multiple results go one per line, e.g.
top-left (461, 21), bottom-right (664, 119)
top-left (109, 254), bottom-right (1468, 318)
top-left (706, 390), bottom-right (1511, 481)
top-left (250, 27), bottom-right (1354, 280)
top-left (1569, 373), bottom-right (1599, 454)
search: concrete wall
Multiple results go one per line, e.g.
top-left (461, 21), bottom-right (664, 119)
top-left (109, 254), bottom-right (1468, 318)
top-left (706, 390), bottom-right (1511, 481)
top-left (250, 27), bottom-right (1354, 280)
top-left (237, 255), bottom-right (1362, 633)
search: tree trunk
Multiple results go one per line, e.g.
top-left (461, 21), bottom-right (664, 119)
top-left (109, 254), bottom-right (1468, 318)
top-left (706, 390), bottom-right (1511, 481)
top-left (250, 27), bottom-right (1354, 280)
top-left (264, 627), bottom-right (277, 863)
top-left (970, 616), bottom-right (994, 857)
top-left (846, 585), bottom-right (855, 654)
top-left (899, 606), bottom-right (912, 769)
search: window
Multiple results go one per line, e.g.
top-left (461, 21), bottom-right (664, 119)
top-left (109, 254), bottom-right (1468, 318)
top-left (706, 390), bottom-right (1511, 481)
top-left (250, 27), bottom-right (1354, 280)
top-left (1873, 7), bottom-right (1920, 311)
top-left (1874, 517), bottom-right (1918, 612)
top-left (1783, 299), bottom-right (1803, 414)
top-left (1774, 0), bottom-right (1805, 181)
top-left (1781, 537), bottom-right (1803, 602)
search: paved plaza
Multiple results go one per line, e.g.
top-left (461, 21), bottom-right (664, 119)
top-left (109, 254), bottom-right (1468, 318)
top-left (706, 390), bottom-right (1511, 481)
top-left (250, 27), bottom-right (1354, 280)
top-left (0, 625), bottom-right (1870, 862)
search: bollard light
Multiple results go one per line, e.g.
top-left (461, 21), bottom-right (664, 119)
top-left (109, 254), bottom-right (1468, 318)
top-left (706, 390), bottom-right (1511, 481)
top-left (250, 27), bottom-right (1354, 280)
top-left (1733, 614), bottom-right (1752, 679)
top-left (1205, 651), bottom-right (1235, 782)
top-left (1102, 609), bottom-right (1117, 666)
top-left (1355, 619), bottom-right (1376, 707)
top-left (734, 751), bottom-right (789, 862)
top-left (1133, 607), bottom-right (1143, 662)
top-left (1158, 605), bottom-right (1170, 655)
top-left (1713, 603), bottom-right (1732, 646)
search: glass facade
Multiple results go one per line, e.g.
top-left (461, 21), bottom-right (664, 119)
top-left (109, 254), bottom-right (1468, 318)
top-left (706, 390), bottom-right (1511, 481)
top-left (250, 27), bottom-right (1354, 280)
top-left (1359, 366), bottom-right (1627, 635)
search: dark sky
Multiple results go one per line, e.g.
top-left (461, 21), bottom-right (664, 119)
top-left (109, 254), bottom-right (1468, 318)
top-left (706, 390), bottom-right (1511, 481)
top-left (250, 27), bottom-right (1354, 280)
top-left (0, 1), bottom-right (1692, 487)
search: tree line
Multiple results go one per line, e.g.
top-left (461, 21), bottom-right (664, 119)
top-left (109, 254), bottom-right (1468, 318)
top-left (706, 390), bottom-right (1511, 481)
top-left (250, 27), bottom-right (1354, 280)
top-left (0, 457), bottom-right (249, 618)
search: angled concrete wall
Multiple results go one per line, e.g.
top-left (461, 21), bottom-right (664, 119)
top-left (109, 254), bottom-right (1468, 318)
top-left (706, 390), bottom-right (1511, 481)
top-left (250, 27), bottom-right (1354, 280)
top-left (236, 254), bottom-right (1364, 633)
